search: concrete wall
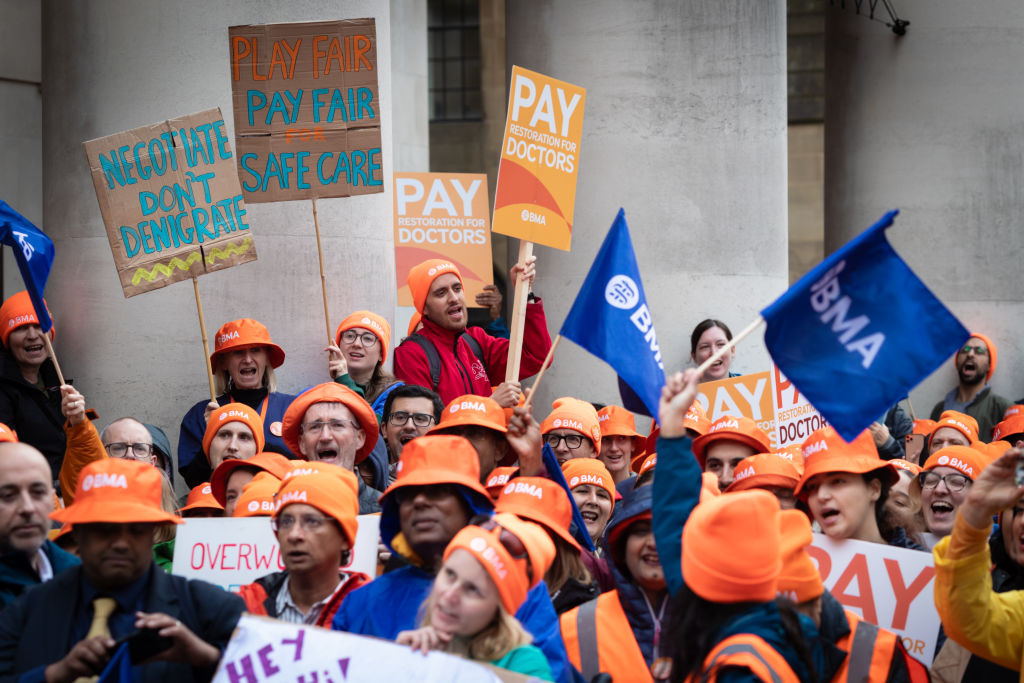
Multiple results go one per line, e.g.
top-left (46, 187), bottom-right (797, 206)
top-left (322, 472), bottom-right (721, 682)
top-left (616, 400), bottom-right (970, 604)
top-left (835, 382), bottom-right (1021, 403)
top-left (826, 2), bottom-right (1024, 417)
top-left (41, 1), bottom-right (402, 451)
top-left (507, 0), bottom-right (790, 421)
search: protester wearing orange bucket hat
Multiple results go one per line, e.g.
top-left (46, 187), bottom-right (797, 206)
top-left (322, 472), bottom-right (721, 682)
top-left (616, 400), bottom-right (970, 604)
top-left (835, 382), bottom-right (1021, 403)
top-left (392, 256), bottom-right (552, 407)
top-left (202, 402), bottom-right (265, 471)
top-left (238, 469), bottom-right (369, 628)
top-left (691, 415), bottom-right (772, 491)
top-left (210, 450), bottom-right (291, 516)
top-left (596, 405), bottom-right (644, 486)
top-left (231, 472), bottom-right (280, 518)
top-left (915, 445), bottom-right (988, 548)
top-left (992, 413), bottom-right (1024, 446)
top-left (724, 452), bottom-right (801, 508)
top-left (396, 513), bottom-right (556, 679)
top-left (178, 482), bottom-right (224, 518)
top-left (541, 397), bottom-right (602, 466)
top-left (485, 466), bottom-right (517, 500)
top-left (430, 394), bottom-right (511, 481)
top-left (562, 458), bottom-right (615, 546)
top-left (0, 458), bottom-right (245, 681)
top-left (327, 310), bottom-right (403, 420)
top-left (930, 331), bottom-right (1012, 444)
top-left (179, 317), bottom-right (297, 489)
top-left (330, 435), bottom-right (572, 681)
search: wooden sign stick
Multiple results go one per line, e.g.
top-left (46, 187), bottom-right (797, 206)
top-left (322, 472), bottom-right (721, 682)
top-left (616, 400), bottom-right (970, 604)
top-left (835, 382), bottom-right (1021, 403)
top-left (41, 334), bottom-right (65, 387)
top-left (523, 334), bottom-right (560, 412)
top-left (694, 316), bottom-right (764, 377)
top-left (504, 241), bottom-right (535, 382)
top-left (193, 277), bottom-right (217, 403)
top-left (312, 198), bottom-right (332, 344)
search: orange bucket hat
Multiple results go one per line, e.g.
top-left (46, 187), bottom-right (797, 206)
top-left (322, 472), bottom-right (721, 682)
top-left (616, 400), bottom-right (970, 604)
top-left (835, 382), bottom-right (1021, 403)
top-left (443, 512), bottom-right (555, 615)
top-left (210, 451), bottom-right (292, 506)
top-left (274, 470), bottom-right (360, 546)
top-left (637, 453), bottom-right (657, 480)
top-left (202, 402), bottom-right (266, 460)
top-left (993, 414), bottom-right (1024, 443)
top-left (561, 458), bottom-right (615, 502)
top-left (541, 397), bottom-right (602, 454)
top-left (382, 435), bottom-right (491, 503)
top-left (335, 311), bottom-right (391, 364)
top-left (211, 318), bottom-right (285, 368)
top-left (795, 427), bottom-right (898, 498)
top-left (0, 291), bottom-right (54, 347)
top-left (496, 476), bottom-right (582, 552)
top-left (597, 406), bottom-right (645, 452)
top-left (912, 419), bottom-right (936, 436)
top-left (776, 509), bottom-right (824, 603)
top-left (637, 426), bottom-right (661, 472)
top-left (933, 411), bottom-right (979, 442)
top-left (233, 472), bottom-right (281, 517)
top-left (51, 459), bottom-right (182, 525)
top-left (281, 383), bottom-right (379, 463)
top-left (891, 459), bottom-right (922, 476)
top-left (684, 402), bottom-right (711, 436)
top-left (724, 453), bottom-right (801, 494)
top-left (408, 259), bottom-right (463, 314)
top-left (1005, 405), bottom-right (1024, 420)
top-left (179, 482), bottom-right (225, 514)
top-left (922, 445), bottom-right (987, 481)
top-left (691, 416), bottom-right (772, 468)
top-left (430, 394), bottom-right (508, 435)
top-left (0, 422), bottom-right (17, 443)
top-left (485, 466), bottom-right (518, 500)
top-left (682, 489), bottom-right (782, 603)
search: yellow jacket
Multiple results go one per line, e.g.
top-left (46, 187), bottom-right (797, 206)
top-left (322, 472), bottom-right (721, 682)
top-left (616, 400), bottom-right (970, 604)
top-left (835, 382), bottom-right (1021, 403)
top-left (933, 512), bottom-right (1024, 679)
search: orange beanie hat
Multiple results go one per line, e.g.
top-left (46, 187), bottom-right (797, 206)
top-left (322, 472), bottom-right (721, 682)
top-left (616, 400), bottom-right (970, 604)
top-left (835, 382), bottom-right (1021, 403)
top-left (541, 397), bottom-right (602, 454)
top-left (496, 476), bottom-right (581, 551)
top-left (682, 489), bottom-right (782, 603)
top-left (274, 469), bottom-right (360, 546)
top-left (211, 318), bottom-right (285, 368)
top-left (725, 453), bottom-right (801, 494)
top-left (233, 472), bottom-right (281, 517)
top-left (922, 445), bottom-right (987, 481)
top-left (691, 416), bottom-right (772, 468)
top-left (443, 512), bottom-right (555, 615)
top-left (408, 259), bottom-right (463, 314)
top-left (965, 332), bottom-right (998, 381)
top-left (561, 458), bottom-right (615, 502)
top-left (933, 411), bottom-right (980, 442)
top-left (179, 482), bottom-right (224, 514)
top-left (335, 311), bottom-right (391, 364)
top-left (776, 509), bottom-right (824, 603)
top-left (202, 403), bottom-right (266, 460)
top-left (0, 291), bottom-right (53, 347)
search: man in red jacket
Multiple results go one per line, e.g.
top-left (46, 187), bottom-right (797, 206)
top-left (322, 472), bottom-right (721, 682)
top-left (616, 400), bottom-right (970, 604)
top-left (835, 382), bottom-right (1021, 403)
top-left (394, 257), bottom-right (552, 406)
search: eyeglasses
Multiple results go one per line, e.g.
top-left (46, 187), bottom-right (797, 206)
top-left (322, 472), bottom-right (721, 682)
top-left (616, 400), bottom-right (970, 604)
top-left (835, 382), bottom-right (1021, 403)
top-left (477, 518), bottom-right (532, 582)
top-left (104, 442), bottom-right (153, 459)
top-left (340, 331), bottom-right (378, 347)
top-left (545, 433), bottom-right (584, 450)
top-left (271, 513), bottom-right (333, 533)
top-left (301, 419), bottom-right (361, 435)
top-left (393, 484), bottom-right (459, 506)
top-left (387, 411), bottom-right (435, 428)
top-left (918, 471), bottom-right (971, 492)
top-left (959, 344), bottom-right (988, 356)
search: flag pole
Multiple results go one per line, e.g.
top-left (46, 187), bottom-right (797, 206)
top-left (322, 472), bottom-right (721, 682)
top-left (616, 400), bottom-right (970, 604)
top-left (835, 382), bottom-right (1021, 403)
top-left (41, 335), bottom-right (65, 386)
top-left (523, 334), bottom-right (560, 412)
top-left (504, 240), bottom-right (534, 382)
top-left (193, 277), bottom-right (217, 403)
top-left (904, 396), bottom-right (918, 422)
top-left (694, 315), bottom-right (764, 377)
top-left (312, 198), bottom-right (332, 344)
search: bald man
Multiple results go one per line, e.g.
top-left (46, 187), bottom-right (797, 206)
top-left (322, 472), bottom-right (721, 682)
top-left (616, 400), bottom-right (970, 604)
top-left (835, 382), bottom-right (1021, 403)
top-left (0, 443), bottom-right (79, 608)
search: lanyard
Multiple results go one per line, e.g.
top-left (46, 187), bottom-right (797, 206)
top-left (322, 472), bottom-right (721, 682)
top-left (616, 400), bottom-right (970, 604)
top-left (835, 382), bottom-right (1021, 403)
top-left (229, 393), bottom-right (269, 424)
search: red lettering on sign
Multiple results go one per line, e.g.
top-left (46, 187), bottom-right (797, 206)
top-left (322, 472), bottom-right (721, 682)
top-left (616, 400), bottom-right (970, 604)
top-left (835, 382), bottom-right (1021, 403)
top-left (806, 544), bottom-right (831, 580)
top-left (190, 543), bottom-right (205, 570)
top-left (238, 543), bottom-right (253, 571)
top-left (220, 543), bottom-right (237, 570)
top-left (885, 558), bottom-right (934, 630)
top-left (831, 553), bottom-right (878, 624)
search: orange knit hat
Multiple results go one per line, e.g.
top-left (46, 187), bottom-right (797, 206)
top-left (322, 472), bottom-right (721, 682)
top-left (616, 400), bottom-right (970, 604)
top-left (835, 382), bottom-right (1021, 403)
top-left (597, 405), bottom-right (645, 453)
top-left (561, 458), bottom-right (615, 502)
top-left (795, 427), bottom-right (898, 498)
top-left (682, 489), bottom-right (781, 603)
top-left (776, 509), bottom-right (824, 603)
top-left (933, 411), bottom-right (980, 442)
top-left (179, 482), bottom-right (225, 514)
top-left (691, 416), bottom-right (772, 468)
top-left (961, 332), bottom-right (997, 381)
top-left (485, 466), bottom-right (518, 501)
top-left (443, 512), bottom-right (555, 615)
top-left (202, 403), bottom-right (266, 461)
top-left (211, 318), bottom-right (285, 368)
top-left (725, 453), bottom-right (801, 494)
top-left (0, 291), bottom-right (54, 347)
top-left (233, 472), bottom-right (280, 517)
top-left (496, 476), bottom-right (581, 551)
top-left (335, 311), bottom-right (391, 364)
top-left (408, 259), bottom-right (463, 314)
top-left (210, 451), bottom-right (292, 506)
top-left (51, 459), bottom-right (182, 525)
top-left (993, 414), bottom-right (1024, 443)
top-left (274, 470), bottom-right (360, 546)
top-left (430, 394), bottom-right (508, 434)
top-left (540, 397), bottom-right (602, 453)
top-left (922, 445), bottom-right (987, 481)
top-left (281, 383), bottom-right (379, 463)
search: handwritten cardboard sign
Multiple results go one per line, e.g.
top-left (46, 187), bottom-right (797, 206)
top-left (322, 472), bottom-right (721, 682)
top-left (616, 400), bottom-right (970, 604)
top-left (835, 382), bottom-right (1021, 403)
top-left (770, 364), bottom-right (829, 449)
top-left (83, 108), bottom-right (257, 297)
top-left (696, 372), bottom-right (776, 445)
top-left (393, 172), bottom-right (492, 307)
top-left (229, 19), bottom-right (383, 203)
top-left (810, 534), bottom-right (938, 666)
top-left (492, 66), bottom-right (585, 251)
top-left (172, 515), bottom-right (380, 592)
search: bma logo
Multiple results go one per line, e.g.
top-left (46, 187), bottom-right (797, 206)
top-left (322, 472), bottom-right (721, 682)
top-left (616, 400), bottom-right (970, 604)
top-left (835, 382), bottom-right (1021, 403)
top-left (217, 330), bottom-right (240, 345)
top-left (605, 275), bottom-right (639, 310)
top-left (427, 262), bottom-right (454, 278)
top-left (469, 536), bottom-right (487, 552)
top-left (936, 455), bottom-right (950, 466)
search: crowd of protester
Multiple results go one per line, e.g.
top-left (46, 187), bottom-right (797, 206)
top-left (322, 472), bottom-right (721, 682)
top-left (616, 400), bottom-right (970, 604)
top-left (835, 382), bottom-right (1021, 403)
top-left (0, 256), bottom-right (1020, 682)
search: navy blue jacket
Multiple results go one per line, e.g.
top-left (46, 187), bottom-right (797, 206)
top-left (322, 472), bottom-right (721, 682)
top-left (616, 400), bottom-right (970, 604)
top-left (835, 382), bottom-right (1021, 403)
top-left (0, 541), bottom-right (79, 612)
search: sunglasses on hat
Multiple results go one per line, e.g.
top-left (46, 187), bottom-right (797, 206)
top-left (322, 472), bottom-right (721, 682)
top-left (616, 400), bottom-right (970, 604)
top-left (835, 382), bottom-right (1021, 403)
top-left (473, 515), bottom-right (533, 582)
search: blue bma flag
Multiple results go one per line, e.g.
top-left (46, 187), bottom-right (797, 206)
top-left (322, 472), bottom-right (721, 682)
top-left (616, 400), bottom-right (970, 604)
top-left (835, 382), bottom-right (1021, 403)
top-left (761, 209), bottom-right (969, 442)
top-left (561, 209), bottom-right (665, 419)
top-left (0, 201), bottom-right (55, 332)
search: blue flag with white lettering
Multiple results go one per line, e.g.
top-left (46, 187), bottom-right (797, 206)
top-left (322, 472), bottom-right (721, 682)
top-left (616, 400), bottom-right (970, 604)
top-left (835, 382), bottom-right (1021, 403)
top-left (561, 209), bottom-right (665, 419)
top-left (0, 201), bottom-right (55, 332)
top-left (761, 209), bottom-right (969, 442)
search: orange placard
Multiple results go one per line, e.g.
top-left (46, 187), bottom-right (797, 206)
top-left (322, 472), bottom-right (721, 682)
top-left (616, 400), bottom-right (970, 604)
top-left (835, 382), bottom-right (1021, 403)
top-left (393, 172), bottom-right (493, 307)
top-left (696, 371), bottom-right (777, 448)
top-left (492, 66), bottom-right (586, 251)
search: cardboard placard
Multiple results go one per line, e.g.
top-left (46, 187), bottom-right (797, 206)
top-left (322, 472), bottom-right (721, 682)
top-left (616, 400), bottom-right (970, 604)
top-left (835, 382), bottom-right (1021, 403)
top-left (810, 533), bottom-right (938, 666)
top-left (492, 66), bottom-right (585, 251)
top-left (172, 515), bottom-right (380, 592)
top-left (770, 364), bottom-right (829, 449)
top-left (393, 172), bottom-right (493, 307)
top-left (696, 372), bottom-right (776, 446)
top-left (229, 19), bottom-right (383, 202)
top-left (83, 108), bottom-right (257, 297)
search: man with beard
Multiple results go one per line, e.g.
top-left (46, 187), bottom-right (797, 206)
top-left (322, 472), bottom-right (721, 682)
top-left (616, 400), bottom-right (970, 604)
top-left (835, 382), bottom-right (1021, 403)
top-left (930, 333), bottom-right (1011, 441)
top-left (379, 385), bottom-right (442, 483)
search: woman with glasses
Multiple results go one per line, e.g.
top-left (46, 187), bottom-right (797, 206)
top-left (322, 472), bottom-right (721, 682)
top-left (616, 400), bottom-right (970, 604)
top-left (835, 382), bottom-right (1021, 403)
top-left (914, 445), bottom-right (988, 549)
top-left (397, 513), bottom-right (556, 680)
top-left (539, 397), bottom-right (601, 467)
top-left (327, 311), bottom-right (403, 421)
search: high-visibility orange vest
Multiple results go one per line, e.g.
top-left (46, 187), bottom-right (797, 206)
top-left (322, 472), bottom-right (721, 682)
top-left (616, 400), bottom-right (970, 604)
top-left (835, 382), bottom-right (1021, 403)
top-left (834, 610), bottom-right (929, 683)
top-left (694, 633), bottom-right (801, 683)
top-left (560, 590), bottom-right (654, 683)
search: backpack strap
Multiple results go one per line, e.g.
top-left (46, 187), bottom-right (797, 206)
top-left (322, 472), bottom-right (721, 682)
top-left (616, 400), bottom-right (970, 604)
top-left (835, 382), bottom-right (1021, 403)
top-left (459, 332), bottom-right (487, 375)
top-left (574, 597), bottom-right (601, 682)
top-left (404, 333), bottom-right (442, 391)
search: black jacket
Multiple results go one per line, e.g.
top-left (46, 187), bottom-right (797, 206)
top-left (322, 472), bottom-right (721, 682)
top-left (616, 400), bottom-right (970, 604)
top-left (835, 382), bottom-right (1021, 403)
top-left (0, 563), bottom-right (244, 682)
top-left (0, 351), bottom-right (65, 477)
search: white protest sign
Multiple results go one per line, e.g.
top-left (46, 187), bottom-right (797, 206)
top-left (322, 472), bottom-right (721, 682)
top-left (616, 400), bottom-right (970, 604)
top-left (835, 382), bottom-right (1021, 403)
top-left (173, 515), bottom-right (381, 592)
top-left (214, 615), bottom-right (505, 683)
top-left (809, 533), bottom-right (938, 665)
top-left (770, 364), bottom-right (828, 449)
